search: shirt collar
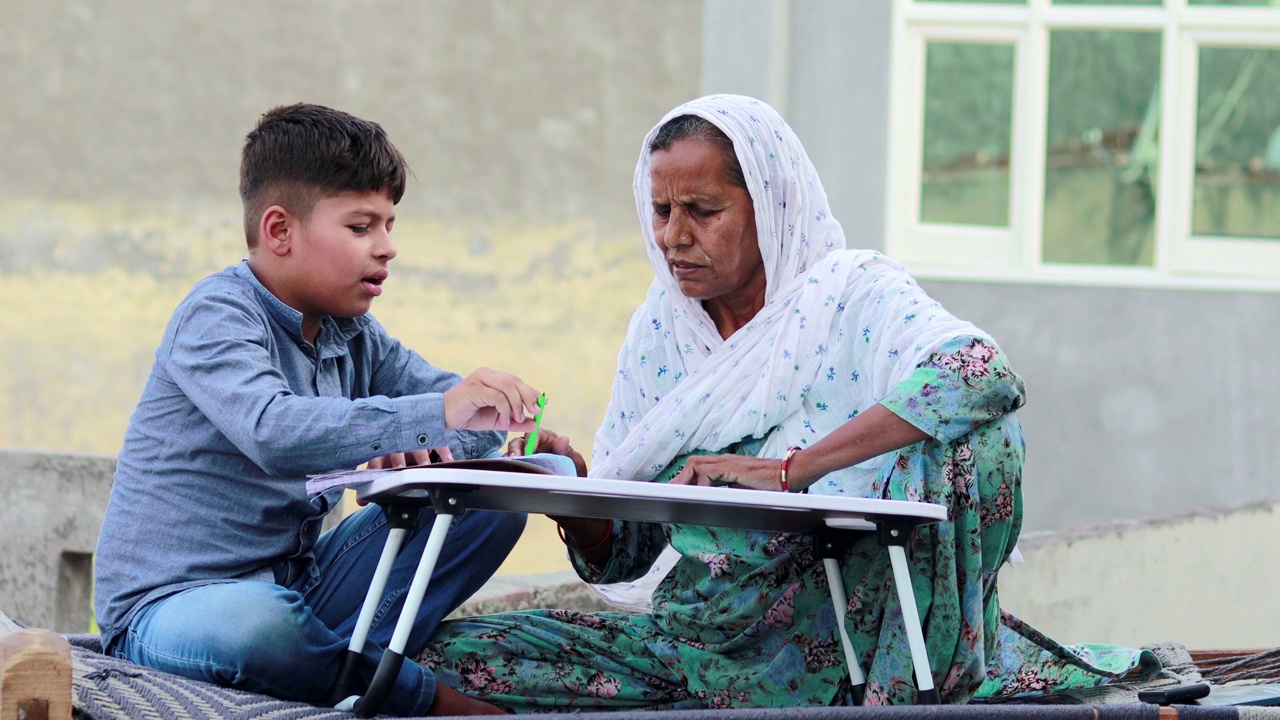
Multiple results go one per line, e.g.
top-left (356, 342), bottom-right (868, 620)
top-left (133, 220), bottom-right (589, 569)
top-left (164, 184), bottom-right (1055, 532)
top-left (234, 260), bottom-right (370, 352)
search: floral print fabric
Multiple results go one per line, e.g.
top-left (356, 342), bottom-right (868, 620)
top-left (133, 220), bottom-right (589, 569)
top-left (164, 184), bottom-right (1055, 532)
top-left (421, 338), bottom-right (1158, 711)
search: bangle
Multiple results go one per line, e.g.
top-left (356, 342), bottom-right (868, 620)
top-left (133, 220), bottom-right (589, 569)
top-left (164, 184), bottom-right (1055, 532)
top-left (557, 521), bottom-right (613, 553)
top-left (780, 446), bottom-right (802, 493)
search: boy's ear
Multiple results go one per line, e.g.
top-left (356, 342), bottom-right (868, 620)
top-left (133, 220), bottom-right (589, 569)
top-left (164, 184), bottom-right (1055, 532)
top-left (259, 205), bottom-right (294, 257)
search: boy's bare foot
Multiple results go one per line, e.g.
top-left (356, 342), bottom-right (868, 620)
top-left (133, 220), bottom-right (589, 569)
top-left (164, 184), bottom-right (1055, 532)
top-left (428, 681), bottom-right (509, 716)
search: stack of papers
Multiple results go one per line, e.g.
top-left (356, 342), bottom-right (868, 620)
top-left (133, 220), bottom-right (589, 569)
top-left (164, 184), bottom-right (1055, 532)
top-left (305, 453), bottom-right (579, 496)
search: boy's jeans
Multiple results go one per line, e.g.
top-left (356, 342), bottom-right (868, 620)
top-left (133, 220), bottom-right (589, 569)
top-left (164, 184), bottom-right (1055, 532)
top-left (112, 504), bottom-right (526, 716)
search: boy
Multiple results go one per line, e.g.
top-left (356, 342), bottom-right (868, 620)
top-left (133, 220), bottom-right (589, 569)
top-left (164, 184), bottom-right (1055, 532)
top-left (94, 103), bottom-right (528, 716)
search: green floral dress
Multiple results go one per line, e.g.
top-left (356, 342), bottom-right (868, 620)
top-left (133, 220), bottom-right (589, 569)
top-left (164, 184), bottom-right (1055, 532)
top-left (420, 338), bottom-right (1158, 711)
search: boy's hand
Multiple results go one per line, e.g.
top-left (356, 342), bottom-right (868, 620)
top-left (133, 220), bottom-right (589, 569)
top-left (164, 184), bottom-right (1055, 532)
top-left (366, 446), bottom-right (454, 469)
top-left (443, 368), bottom-right (541, 432)
top-left (359, 449), bottom-right (454, 504)
top-left (504, 428), bottom-right (587, 477)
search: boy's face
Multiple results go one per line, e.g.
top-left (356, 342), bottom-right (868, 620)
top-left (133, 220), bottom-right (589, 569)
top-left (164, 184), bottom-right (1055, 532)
top-left (284, 190), bottom-right (397, 324)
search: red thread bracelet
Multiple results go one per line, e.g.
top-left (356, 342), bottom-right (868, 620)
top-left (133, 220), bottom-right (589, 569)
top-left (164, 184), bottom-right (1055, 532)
top-left (780, 445), bottom-right (802, 493)
top-left (557, 521), bottom-right (613, 553)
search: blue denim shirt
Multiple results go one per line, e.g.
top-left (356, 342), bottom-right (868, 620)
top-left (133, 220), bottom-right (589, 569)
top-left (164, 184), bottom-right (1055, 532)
top-left (94, 261), bottom-right (502, 649)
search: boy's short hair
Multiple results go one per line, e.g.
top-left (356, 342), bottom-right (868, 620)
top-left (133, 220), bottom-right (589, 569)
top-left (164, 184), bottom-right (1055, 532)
top-left (239, 103), bottom-right (409, 247)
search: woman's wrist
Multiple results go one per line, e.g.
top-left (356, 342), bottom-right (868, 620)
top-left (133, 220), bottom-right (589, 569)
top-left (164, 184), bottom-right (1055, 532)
top-left (556, 518), bottom-right (613, 553)
top-left (780, 445), bottom-right (825, 492)
top-left (779, 446), bottom-right (802, 492)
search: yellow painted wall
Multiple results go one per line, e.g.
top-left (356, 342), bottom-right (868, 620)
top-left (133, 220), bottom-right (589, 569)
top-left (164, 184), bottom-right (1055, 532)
top-left (0, 199), bottom-right (654, 574)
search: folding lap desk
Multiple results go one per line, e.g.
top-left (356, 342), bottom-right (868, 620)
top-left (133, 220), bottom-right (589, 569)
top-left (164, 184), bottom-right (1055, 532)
top-left (327, 467), bottom-right (947, 716)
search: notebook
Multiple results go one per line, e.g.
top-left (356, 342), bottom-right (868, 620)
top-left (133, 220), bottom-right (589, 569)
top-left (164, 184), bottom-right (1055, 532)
top-left (305, 453), bottom-right (579, 496)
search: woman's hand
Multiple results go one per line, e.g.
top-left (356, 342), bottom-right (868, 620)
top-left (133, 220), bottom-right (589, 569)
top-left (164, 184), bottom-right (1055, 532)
top-left (358, 448), bottom-right (453, 506)
top-left (504, 429), bottom-right (607, 561)
top-left (674, 406), bottom-right (930, 493)
top-left (548, 515), bottom-right (613, 565)
top-left (668, 453), bottom-right (787, 492)
top-left (504, 428), bottom-right (588, 477)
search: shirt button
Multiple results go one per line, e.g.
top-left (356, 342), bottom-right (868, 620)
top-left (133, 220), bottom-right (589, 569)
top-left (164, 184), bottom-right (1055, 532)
top-left (371, 443), bottom-right (381, 452)
top-left (417, 434), bottom-right (429, 445)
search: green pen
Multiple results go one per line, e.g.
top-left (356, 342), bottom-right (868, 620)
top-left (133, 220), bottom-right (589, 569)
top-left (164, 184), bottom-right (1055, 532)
top-left (523, 393), bottom-right (547, 455)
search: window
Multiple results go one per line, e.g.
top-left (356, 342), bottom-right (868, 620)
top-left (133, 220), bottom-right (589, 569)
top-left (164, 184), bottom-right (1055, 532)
top-left (886, 0), bottom-right (1280, 282)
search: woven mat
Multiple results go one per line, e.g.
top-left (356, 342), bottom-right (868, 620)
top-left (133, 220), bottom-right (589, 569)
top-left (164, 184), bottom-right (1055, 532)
top-left (0, 607), bottom-right (1258, 719)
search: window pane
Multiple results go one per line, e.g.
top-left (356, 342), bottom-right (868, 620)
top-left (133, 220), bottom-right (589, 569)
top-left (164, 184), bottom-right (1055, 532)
top-left (1043, 30), bottom-right (1161, 266)
top-left (1189, 0), bottom-right (1274, 5)
top-left (1192, 46), bottom-right (1280, 239)
top-left (1053, 0), bottom-right (1160, 5)
top-left (920, 42), bottom-right (1015, 227)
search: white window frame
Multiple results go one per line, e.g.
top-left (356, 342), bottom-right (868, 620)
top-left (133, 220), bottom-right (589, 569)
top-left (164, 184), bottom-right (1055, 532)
top-left (885, 0), bottom-right (1280, 289)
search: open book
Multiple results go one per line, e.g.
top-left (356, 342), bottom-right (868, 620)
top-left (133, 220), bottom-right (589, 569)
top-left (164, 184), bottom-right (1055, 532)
top-left (305, 453), bottom-right (579, 496)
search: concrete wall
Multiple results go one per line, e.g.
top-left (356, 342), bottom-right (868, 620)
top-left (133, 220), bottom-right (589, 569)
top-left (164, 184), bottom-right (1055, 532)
top-left (922, 280), bottom-right (1280, 533)
top-left (702, 0), bottom-right (892, 253)
top-left (0, 451), bottom-right (114, 632)
top-left (702, 2), bottom-right (1280, 533)
top-left (0, 0), bottom-right (703, 575)
top-left (1000, 502), bottom-right (1280, 650)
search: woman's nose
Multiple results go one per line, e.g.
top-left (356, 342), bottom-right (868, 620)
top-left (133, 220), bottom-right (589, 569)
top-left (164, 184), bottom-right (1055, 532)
top-left (664, 218), bottom-right (692, 248)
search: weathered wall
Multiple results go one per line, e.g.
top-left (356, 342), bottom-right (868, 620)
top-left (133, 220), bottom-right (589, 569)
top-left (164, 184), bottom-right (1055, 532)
top-left (1000, 502), bottom-right (1280, 649)
top-left (921, 280), bottom-right (1280, 533)
top-left (0, 451), bottom-right (113, 632)
top-left (701, 0), bottom-right (892, 253)
top-left (0, 0), bottom-right (703, 575)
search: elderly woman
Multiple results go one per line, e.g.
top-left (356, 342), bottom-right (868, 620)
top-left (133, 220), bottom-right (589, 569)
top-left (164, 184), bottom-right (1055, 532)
top-left (420, 95), bottom-right (1154, 711)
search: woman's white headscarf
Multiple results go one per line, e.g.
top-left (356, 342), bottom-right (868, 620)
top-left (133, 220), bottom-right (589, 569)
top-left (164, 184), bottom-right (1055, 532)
top-left (591, 95), bottom-right (984, 493)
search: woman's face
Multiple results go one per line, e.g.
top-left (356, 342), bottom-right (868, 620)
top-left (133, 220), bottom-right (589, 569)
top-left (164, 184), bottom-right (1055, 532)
top-left (650, 139), bottom-right (764, 308)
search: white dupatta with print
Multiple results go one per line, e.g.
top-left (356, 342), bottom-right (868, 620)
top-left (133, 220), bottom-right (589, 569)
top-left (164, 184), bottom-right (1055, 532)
top-left (588, 95), bottom-right (984, 609)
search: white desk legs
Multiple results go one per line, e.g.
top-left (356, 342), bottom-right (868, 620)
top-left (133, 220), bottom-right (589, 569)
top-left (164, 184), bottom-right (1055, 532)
top-left (328, 504), bottom-right (423, 710)
top-left (351, 512), bottom-right (455, 718)
top-left (388, 513), bottom-right (454, 652)
top-left (887, 544), bottom-right (939, 704)
top-left (822, 519), bottom-right (940, 705)
top-left (351, 527), bottom-right (407, 654)
top-left (822, 557), bottom-right (867, 705)
top-left (332, 526), bottom-right (407, 711)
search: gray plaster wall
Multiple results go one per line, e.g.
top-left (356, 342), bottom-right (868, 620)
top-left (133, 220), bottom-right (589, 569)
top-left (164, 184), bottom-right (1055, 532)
top-left (922, 280), bottom-right (1280, 532)
top-left (0, 450), bottom-right (114, 632)
top-left (700, 0), bottom-right (778, 103)
top-left (702, 0), bottom-right (891, 251)
top-left (703, 2), bottom-right (1280, 533)
top-left (0, 0), bottom-right (701, 231)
